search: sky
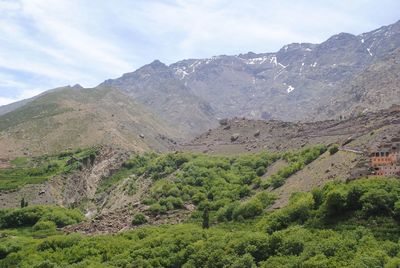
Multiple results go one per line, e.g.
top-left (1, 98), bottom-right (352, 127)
top-left (0, 0), bottom-right (399, 106)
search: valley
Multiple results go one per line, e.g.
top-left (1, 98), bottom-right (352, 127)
top-left (0, 18), bottom-right (400, 268)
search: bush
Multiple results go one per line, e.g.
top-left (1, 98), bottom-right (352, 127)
top-left (329, 145), bottom-right (339, 155)
top-left (233, 200), bottom-right (264, 220)
top-left (256, 167), bottom-right (266, 176)
top-left (132, 213), bottom-right (147, 225)
top-left (149, 203), bottom-right (167, 215)
top-left (32, 220), bottom-right (57, 231)
top-left (0, 206), bottom-right (84, 228)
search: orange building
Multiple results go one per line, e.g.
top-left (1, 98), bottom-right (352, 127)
top-left (370, 141), bottom-right (400, 177)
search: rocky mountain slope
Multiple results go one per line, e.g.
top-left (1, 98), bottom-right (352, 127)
top-left (101, 19), bottom-right (400, 125)
top-left (180, 108), bottom-right (400, 155)
top-left (174, 20), bottom-right (400, 121)
top-left (318, 47), bottom-right (400, 118)
top-left (0, 86), bottom-right (178, 158)
top-left (101, 60), bottom-right (217, 135)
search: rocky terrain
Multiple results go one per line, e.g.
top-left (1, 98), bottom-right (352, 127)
top-left (180, 108), bottom-right (400, 155)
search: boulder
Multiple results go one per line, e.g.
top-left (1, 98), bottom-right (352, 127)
top-left (219, 118), bottom-right (229, 126)
top-left (231, 133), bottom-right (240, 142)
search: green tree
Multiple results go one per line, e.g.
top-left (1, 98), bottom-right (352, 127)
top-left (202, 205), bottom-right (210, 229)
top-left (20, 197), bottom-right (28, 208)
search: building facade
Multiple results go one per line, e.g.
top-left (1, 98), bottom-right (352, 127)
top-left (370, 139), bottom-right (400, 177)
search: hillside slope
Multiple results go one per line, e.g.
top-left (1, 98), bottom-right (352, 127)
top-left (0, 86), bottom-right (178, 158)
top-left (180, 109), bottom-right (400, 155)
top-left (101, 60), bottom-right (218, 136)
top-left (317, 47), bottom-right (400, 119)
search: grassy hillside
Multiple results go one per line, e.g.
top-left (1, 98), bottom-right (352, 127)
top-left (0, 86), bottom-right (179, 158)
top-left (1, 178), bottom-right (400, 267)
top-left (0, 148), bottom-right (99, 191)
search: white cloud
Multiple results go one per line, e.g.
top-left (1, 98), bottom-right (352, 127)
top-left (0, 97), bottom-right (17, 106)
top-left (0, 89), bottom-right (42, 106)
top-left (0, 0), bottom-right (399, 105)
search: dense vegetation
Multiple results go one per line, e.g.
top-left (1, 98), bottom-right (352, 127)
top-left (98, 147), bottom-right (325, 221)
top-left (1, 178), bottom-right (400, 267)
top-left (0, 147), bottom-right (99, 190)
top-left (0, 206), bottom-right (84, 229)
top-left (2, 146), bottom-right (399, 267)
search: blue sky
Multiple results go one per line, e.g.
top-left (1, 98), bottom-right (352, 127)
top-left (0, 0), bottom-right (399, 106)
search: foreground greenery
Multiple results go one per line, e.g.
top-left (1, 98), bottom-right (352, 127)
top-left (98, 146), bottom-right (326, 222)
top-left (1, 178), bottom-right (400, 267)
top-left (0, 147), bottom-right (99, 191)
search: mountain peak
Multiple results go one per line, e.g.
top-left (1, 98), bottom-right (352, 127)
top-left (149, 59), bottom-right (167, 68)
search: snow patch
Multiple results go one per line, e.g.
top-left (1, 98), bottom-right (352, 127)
top-left (311, 62), bottom-right (317, 67)
top-left (270, 56), bottom-right (278, 66)
top-left (245, 56), bottom-right (269, 65)
top-left (278, 63), bottom-right (287, 68)
top-left (287, 85), bottom-right (295, 93)
top-left (361, 38), bottom-right (364, 43)
top-left (367, 48), bottom-right (373, 56)
top-left (305, 48), bottom-right (312, 52)
top-left (175, 68), bottom-right (189, 79)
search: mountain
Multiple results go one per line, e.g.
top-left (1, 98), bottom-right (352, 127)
top-left (316, 47), bottom-right (400, 118)
top-left (100, 60), bottom-right (217, 136)
top-left (0, 20), bottom-right (399, 156)
top-left (97, 19), bottom-right (400, 125)
top-left (0, 86), bottom-right (178, 158)
top-left (169, 20), bottom-right (400, 121)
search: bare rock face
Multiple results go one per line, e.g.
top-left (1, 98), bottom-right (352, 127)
top-left (231, 133), bottom-right (240, 142)
top-left (95, 20), bottom-right (400, 134)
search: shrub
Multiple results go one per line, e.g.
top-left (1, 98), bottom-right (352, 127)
top-left (41, 209), bottom-right (84, 227)
top-left (32, 220), bottom-right (57, 231)
top-left (132, 213), bottom-right (147, 225)
top-left (233, 199), bottom-right (264, 220)
top-left (0, 206), bottom-right (83, 228)
top-left (256, 166), bottom-right (266, 176)
top-left (159, 197), bottom-right (184, 210)
top-left (149, 203), bottom-right (167, 215)
top-left (329, 145), bottom-right (339, 155)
